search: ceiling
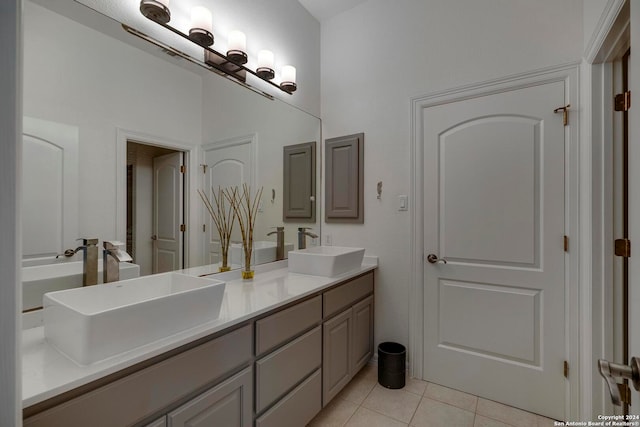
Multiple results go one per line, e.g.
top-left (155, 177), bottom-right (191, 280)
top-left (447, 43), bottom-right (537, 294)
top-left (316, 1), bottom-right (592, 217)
top-left (297, 0), bottom-right (369, 22)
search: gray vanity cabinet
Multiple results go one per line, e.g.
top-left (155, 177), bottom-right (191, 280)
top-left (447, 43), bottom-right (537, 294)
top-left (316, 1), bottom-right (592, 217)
top-left (323, 308), bottom-right (353, 404)
top-left (167, 367), bottom-right (252, 427)
top-left (254, 296), bottom-right (323, 426)
top-left (322, 272), bottom-right (374, 406)
top-left (145, 417), bottom-right (167, 427)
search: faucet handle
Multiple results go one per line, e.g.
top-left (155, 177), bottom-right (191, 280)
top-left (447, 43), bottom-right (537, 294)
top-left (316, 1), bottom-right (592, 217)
top-left (77, 238), bottom-right (98, 246)
top-left (298, 227), bottom-right (312, 232)
top-left (271, 226), bottom-right (284, 231)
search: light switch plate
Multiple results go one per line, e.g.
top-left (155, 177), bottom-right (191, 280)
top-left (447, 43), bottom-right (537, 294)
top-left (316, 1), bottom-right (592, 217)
top-left (398, 195), bottom-right (408, 211)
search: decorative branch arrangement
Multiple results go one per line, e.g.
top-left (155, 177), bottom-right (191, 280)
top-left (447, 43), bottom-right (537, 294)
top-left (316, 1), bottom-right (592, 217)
top-left (198, 187), bottom-right (236, 272)
top-left (225, 184), bottom-right (263, 279)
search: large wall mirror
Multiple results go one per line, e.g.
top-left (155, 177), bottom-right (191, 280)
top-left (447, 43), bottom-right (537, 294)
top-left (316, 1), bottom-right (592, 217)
top-left (22, 0), bottom-right (321, 311)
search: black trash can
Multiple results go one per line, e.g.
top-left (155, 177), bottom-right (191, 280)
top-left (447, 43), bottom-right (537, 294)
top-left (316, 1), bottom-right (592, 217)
top-left (378, 342), bottom-right (406, 389)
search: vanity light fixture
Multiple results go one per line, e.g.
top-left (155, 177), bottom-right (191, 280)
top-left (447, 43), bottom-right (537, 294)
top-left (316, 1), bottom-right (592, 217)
top-left (257, 50), bottom-right (275, 80)
top-left (189, 6), bottom-right (214, 46)
top-left (227, 30), bottom-right (248, 64)
top-left (280, 65), bottom-right (297, 93)
top-left (138, 0), bottom-right (297, 95)
top-left (140, 0), bottom-right (170, 24)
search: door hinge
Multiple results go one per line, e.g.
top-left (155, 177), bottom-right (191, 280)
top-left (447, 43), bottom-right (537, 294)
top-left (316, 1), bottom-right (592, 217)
top-left (564, 235), bottom-right (569, 252)
top-left (180, 224), bottom-right (186, 232)
top-left (554, 104), bottom-right (570, 126)
top-left (615, 91), bottom-right (631, 112)
top-left (180, 165), bottom-right (186, 174)
top-left (618, 382), bottom-right (632, 405)
top-left (200, 164), bottom-right (207, 174)
top-left (564, 360), bottom-right (569, 378)
top-left (615, 238), bottom-right (631, 258)
top-left (202, 224), bottom-right (206, 232)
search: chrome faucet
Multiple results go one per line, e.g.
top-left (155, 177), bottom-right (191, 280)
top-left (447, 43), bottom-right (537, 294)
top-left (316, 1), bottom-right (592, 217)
top-left (103, 241), bottom-right (133, 283)
top-left (297, 227), bottom-right (318, 250)
top-left (75, 238), bottom-right (99, 286)
top-left (267, 226), bottom-right (285, 260)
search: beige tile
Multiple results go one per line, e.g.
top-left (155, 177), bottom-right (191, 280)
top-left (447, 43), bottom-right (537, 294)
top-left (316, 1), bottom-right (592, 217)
top-left (410, 397), bottom-right (475, 427)
top-left (338, 374), bottom-right (377, 405)
top-left (404, 377), bottom-right (428, 396)
top-left (474, 415), bottom-right (511, 427)
top-left (344, 407), bottom-right (408, 427)
top-left (424, 383), bottom-right (477, 412)
top-left (536, 415), bottom-right (558, 427)
top-left (355, 363), bottom-right (378, 382)
top-left (362, 384), bottom-right (421, 423)
top-left (308, 398), bottom-right (359, 427)
top-left (476, 399), bottom-right (537, 427)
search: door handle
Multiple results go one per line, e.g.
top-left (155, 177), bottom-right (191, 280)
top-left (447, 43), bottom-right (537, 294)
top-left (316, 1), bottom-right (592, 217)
top-left (598, 357), bottom-right (640, 406)
top-left (426, 254), bottom-right (447, 264)
top-left (151, 235), bottom-right (157, 241)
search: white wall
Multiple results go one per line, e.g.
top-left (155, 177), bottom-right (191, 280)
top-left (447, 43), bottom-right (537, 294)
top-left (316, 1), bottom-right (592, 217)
top-left (78, 0), bottom-right (321, 117)
top-left (23, 1), bottom-right (203, 250)
top-left (320, 0), bottom-right (583, 355)
top-left (584, 0), bottom-right (612, 54)
top-left (0, 0), bottom-right (21, 425)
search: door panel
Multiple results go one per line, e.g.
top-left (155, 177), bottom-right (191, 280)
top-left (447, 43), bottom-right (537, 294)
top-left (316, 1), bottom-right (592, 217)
top-left (440, 117), bottom-right (539, 266)
top-left (153, 152), bottom-right (183, 273)
top-left (423, 81), bottom-right (566, 419)
top-left (202, 138), bottom-right (253, 264)
top-left (22, 117), bottom-right (78, 258)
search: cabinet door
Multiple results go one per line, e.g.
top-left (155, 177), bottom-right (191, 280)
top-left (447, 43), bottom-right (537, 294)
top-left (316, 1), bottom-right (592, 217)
top-left (168, 367), bottom-right (252, 427)
top-left (145, 417), bottom-right (167, 427)
top-left (351, 295), bottom-right (374, 374)
top-left (322, 308), bottom-right (352, 406)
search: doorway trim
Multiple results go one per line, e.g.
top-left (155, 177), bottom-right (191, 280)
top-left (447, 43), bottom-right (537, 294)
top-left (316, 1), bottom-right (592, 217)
top-left (409, 63), bottom-right (581, 420)
top-left (116, 128), bottom-right (197, 270)
top-left (583, 0), bottom-right (629, 417)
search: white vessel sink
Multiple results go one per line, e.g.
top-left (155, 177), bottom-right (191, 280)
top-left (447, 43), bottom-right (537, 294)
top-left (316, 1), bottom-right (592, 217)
top-left (231, 240), bottom-right (294, 266)
top-left (22, 260), bottom-right (140, 311)
top-left (288, 246), bottom-right (365, 277)
top-left (43, 272), bottom-right (226, 365)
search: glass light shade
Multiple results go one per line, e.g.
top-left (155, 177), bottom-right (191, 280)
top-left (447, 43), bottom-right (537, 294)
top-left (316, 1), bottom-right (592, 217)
top-left (228, 31), bottom-right (247, 53)
top-left (281, 65), bottom-right (296, 84)
top-left (258, 50), bottom-right (274, 69)
top-left (190, 6), bottom-right (212, 33)
top-left (157, 0), bottom-right (169, 6)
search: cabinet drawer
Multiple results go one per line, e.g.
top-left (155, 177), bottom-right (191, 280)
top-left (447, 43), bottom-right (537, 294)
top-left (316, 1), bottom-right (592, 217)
top-left (256, 295), bottom-right (321, 356)
top-left (255, 369), bottom-right (321, 427)
top-left (255, 326), bottom-right (321, 413)
top-left (24, 325), bottom-right (252, 427)
top-left (323, 272), bottom-right (373, 318)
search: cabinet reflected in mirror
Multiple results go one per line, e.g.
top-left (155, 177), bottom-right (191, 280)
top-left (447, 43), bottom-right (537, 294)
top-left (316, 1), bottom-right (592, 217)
top-left (21, 0), bottom-right (320, 311)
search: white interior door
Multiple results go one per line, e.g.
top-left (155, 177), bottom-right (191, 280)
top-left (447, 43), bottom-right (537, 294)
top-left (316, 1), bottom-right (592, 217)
top-left (422, 81), bottom-right (566, 419)
top-left (202, 137), bottom-right (254, 264)
top-left (153, 152), bottom-right (184, 273)
top-left (22, 117), bottom-right (78, 258)
top-left (628, 1), bottom-right (640, 415)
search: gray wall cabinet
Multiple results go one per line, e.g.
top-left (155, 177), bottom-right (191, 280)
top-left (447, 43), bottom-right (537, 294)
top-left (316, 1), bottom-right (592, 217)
top-left (24, 271), bottom-right (374, 427)
top-left (283, 141), bottom-right (316, 222)
top-left (325, 133), bottom-right (364, 223)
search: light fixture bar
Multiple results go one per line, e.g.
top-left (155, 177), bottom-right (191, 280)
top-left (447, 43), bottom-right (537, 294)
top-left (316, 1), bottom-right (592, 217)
top-left (139, 2), bottom-right (296, 95)
top-left (122, 24), bottom-right (275, 100)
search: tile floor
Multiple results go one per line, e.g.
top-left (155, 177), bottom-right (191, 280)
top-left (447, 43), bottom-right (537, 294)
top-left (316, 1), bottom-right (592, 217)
top-left (308, 365), bottom-right (557, 427)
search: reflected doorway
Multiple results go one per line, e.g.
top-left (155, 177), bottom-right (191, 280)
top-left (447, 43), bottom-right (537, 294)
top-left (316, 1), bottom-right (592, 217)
top-left (127, 141), bottom-right (186, 276)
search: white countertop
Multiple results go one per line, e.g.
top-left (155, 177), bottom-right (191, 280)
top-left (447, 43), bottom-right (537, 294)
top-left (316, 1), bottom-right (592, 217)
top-left (22, 257), bottom-right (378, 408)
